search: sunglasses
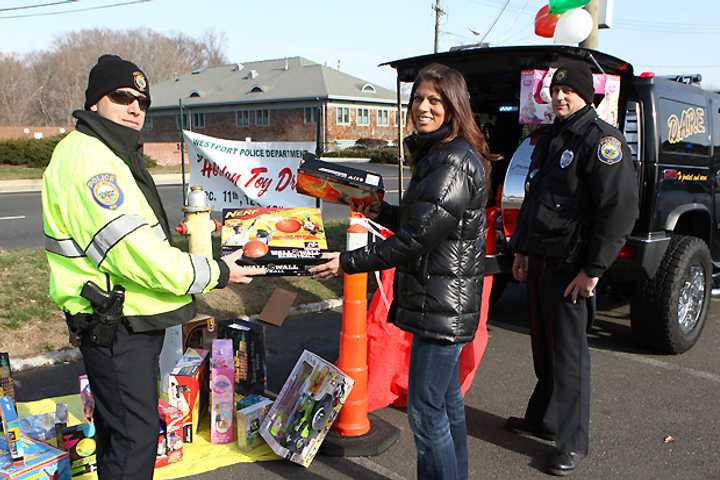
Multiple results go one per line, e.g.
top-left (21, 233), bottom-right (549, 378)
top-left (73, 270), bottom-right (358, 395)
top-left (107, 90), bottom-right (150, 111)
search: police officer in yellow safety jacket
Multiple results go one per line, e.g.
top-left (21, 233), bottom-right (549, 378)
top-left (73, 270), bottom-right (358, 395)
top-left (42, 55), bottom-right (263, 480)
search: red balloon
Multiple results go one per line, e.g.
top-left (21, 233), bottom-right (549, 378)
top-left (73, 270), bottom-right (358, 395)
top-left (535, 5), bottom-right (560, 38)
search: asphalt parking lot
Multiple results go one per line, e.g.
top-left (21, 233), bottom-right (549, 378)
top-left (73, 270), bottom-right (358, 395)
top-left (14, 283), bottom-right (720, 479)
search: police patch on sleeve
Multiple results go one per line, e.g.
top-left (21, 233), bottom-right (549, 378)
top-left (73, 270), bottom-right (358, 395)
top-left (86, 173), bottom-right (124, 209)
top-left (597, 136), bottom-right (623, 165)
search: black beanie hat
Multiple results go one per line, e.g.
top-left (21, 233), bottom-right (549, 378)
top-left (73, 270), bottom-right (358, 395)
top-left (84, 54), bottom-right (150, 110)
top-left (550, 60), bottom-right (594, 106)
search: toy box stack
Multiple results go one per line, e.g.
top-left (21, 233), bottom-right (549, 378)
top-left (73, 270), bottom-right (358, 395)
top-left (221, 207), bottom-right (327, 276)
top-left (168, 348), bottom-right (208, 443)
top-left (1, 434), bottom-right (70, 480)
top-left (260, 350), bottom-right (354, 467)
top-left (296, 154), bottom-right (385, 210)
top-left (210, 340), bottom-right (235, 444)
top-left (219, 320), bottom-right (267, 395)
top-left (235, 395), bottom-right (273, 452)
top-left (519, 68), bottom-right (621, 127)
top-left (155, 400), bottom-right (183, 468)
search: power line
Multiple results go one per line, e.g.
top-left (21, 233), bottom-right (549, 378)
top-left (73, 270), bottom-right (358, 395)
top-left (477, 0), bottom-right (512, 43)
top-left (0, 0), bottom-right (150, 19)
top-left (0, 0), bottom-right (76, 12)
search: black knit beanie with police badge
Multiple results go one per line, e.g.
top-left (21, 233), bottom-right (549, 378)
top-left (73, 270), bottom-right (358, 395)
top-left (550, 60), bottom-right (594, 106)
top-left (84, 54), bottom-right (151, 110)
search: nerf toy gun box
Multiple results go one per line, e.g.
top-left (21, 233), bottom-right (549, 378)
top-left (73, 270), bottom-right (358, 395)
top-left (519, 68), bottom-right (620, 126)
top-left (221, 208), bottom-right (327, 276)
top-left (168, 348), bottom-right (209, 443)
top-left (219, 320), bottom-right (267, 396)
top-left (210, 340), bottom-right (235, 444)
top-left (155, 400), bottom-right (183, 469)
top-left (296, 154), bottom-right (384, 210)
top-left (235, 395), bottom-right (273, 452)
top-left (0, 434), bottom-right (70, 480)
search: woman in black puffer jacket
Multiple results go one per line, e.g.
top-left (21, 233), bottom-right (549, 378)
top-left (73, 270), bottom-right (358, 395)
top-left (311, 63), bottom-right (494, 480)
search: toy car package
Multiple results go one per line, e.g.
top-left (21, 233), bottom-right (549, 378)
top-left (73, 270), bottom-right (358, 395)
top-left (259, 350), bottom-right (354, 467)
top-left (221, 207), bottom-right (327, 276)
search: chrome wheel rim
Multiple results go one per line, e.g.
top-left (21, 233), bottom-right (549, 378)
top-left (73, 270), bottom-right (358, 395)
top-left (678, 264), bottom-right (705, 334)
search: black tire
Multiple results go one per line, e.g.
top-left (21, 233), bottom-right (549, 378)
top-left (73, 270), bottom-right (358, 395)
top-left (631, 235), bottom-right (711, 354)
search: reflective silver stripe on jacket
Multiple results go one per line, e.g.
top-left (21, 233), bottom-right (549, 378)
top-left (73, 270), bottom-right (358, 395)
top-left (45, 236), bottom-right (85, 257)
top-left (187, 254), bottom-right (212, 294)
top-left (151, 223), bottom-right (167, 241)
top-left (86, 214), bottom-right (148, 265)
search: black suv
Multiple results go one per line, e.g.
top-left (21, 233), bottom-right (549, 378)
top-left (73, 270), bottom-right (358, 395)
top-left (386, 46), bottom-right (717, 354)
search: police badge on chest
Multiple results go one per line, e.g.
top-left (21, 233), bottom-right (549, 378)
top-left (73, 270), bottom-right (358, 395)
top-left (560, 149), bottom-right (574, 169)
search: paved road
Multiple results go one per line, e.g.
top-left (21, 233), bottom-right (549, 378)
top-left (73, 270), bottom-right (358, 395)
top-left (0, 163), bottom-right (409, 250)
top-left (14, 284), bottom-right (720, 479)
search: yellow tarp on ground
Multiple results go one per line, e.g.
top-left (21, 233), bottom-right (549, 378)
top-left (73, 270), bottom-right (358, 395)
top-left (17, 394), bottom-right (279, 479)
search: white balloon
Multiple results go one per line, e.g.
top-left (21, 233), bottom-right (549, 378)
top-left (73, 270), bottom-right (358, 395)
top-left (553, 8), bottom-right (593, 44)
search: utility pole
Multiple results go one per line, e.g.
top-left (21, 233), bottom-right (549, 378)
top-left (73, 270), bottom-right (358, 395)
top-left (580, 0), bottom-right (599, 49)
top-left (433, 0), bottom-right (445, 53)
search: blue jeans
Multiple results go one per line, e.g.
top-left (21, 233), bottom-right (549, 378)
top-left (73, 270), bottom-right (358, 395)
top-left (407, 336), bottom-right (467, 480)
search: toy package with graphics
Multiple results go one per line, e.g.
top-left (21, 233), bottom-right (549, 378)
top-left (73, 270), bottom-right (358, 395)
top-left (167, 348), bottom-right (209, 443)
top-left (235, 394), bottom-right (273, 452)
top-left (155, 400), bottom-right (183, 469)
top-left (0, 433), bottom-right (70, 480)
top-left (210, 340), bottom-right (235, 444)
top-left (60, 424), bottom-right (96, 477)
top-left (219, 320), bottom-right (267, 396)
top-left (221, 207), bottom-right (327, 276)
top-left (0, 355), bottom-right (15, 408)
top-left (259, 350), bottom-right (354, 467)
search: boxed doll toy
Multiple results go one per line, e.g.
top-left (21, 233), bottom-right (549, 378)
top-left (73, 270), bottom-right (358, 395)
top-left (221, 207), bottom-right (327, 276)
top-left (210, 340), bottom-right (235, 444)
top-left (260, 350), bottom-right (354, 467)
top-left (219, 320), bottom-right (267, 396)
top-left (0, 434), bottom-right (70, 480)
top-left (235, 395), bottom-right (273, 452)
top-left (296, 153), bottom-right (385, 210)
top-left (519, 68), bottom-right (620, 126)
top-left (168, 348), bottom-right (209, 443)
top-left (155, 400), bottom-right (183, 469)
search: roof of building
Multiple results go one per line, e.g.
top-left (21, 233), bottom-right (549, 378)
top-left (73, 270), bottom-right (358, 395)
top-left (150, 56), bottom-right (401, 110)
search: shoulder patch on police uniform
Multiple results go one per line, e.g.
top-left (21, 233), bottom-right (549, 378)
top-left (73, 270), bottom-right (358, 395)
top-left (87, 173), bottom-right (124, 209)
top-left (597, 136), bottom-right (623, 165)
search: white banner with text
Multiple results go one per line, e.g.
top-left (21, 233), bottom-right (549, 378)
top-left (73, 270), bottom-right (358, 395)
top-left (184, 130), bottom-right (316, 210)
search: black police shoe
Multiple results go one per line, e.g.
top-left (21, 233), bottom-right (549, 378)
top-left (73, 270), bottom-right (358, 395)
top-left (546, 450), bottom-right (585, 476)
top-left (504, 416), bottom-right (555, 441)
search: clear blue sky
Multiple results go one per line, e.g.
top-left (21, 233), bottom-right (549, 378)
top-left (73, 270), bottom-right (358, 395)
top-left (2, 0), bottom-right (720, 89)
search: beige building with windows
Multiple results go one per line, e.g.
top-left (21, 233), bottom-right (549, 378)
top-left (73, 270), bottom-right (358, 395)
top-left (143, 56), bottom-right (407, 165)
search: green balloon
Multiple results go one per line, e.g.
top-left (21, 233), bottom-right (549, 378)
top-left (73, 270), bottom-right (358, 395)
top-left (549, 0), bottom-right (590, 14)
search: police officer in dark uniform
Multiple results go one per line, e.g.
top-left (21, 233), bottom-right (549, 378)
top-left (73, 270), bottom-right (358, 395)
top-left (505, 60), bottom-right (639, 476)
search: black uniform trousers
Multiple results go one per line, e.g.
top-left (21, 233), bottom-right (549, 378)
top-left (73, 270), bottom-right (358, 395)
top-left (524, 255), bottom-right (591, 455)
top-left (80, 323), bottom-right (165, 480)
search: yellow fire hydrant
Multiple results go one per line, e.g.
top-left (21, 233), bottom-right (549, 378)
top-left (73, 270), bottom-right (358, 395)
top-left (175, 185), bottom-right (220, 259)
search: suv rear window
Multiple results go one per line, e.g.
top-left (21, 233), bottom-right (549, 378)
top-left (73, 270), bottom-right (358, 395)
top-left (659, 98), bottom-right (709, 157)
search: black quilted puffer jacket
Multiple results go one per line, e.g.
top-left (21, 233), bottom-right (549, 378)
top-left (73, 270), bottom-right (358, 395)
top-left (340, 129), bottom-right (487, 343)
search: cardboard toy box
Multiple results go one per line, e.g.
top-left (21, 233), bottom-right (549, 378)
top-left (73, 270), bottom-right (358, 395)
top-left (0, 355), bottom-right (15, 406)
top-left (61, 424), bottom-right (96, 477)
top-left (296, 154), bottom-right (385, 210)
top-left (168, 348), bottom-right (209, 444)
top-left (155, 400), bottom-right (183, 469)
top-left (260, 350), bottom-right (354, 468)
top-left (210, 340), bottom-right (235, 444)
top-left (221, 208), bottom-right (327, 276)
top-left (519, 68), bottom-right (621, 126)
top-left (219, 320), bottom-right (267, 396)
top-left (0, 434), bottom-right (70, 480)
top-left (235, 395), bottom-right (273, 452)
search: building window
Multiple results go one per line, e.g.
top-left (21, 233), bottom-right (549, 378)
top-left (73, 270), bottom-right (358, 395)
top-left (304, 107), bottom-right (317, 124)
top-left (176, 113), bottom-right (188, 130)
top-left (256, 109), bottom-right (270, 127)
top-left (336, 107), bottom-right (350, 125)
top-left (236, 110), bottom-right (250, 128)
top-left (357, 108), bottom-right (370, 126)
top-left (142, 114), bottom-right (153, 131)
top-left (377, 109), bottom-right (390, 127)
top-left (192, 112), bottom-right (205, 129)
top-left (401, 108), bottom-right (407, 127)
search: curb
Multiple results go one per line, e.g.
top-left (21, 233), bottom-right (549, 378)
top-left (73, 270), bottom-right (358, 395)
top-left (10, 298), bottom-right (343, 373)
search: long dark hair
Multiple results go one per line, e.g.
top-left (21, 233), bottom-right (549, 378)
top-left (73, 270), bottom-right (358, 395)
top-left (407, 63), bottom-right (499, 168)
